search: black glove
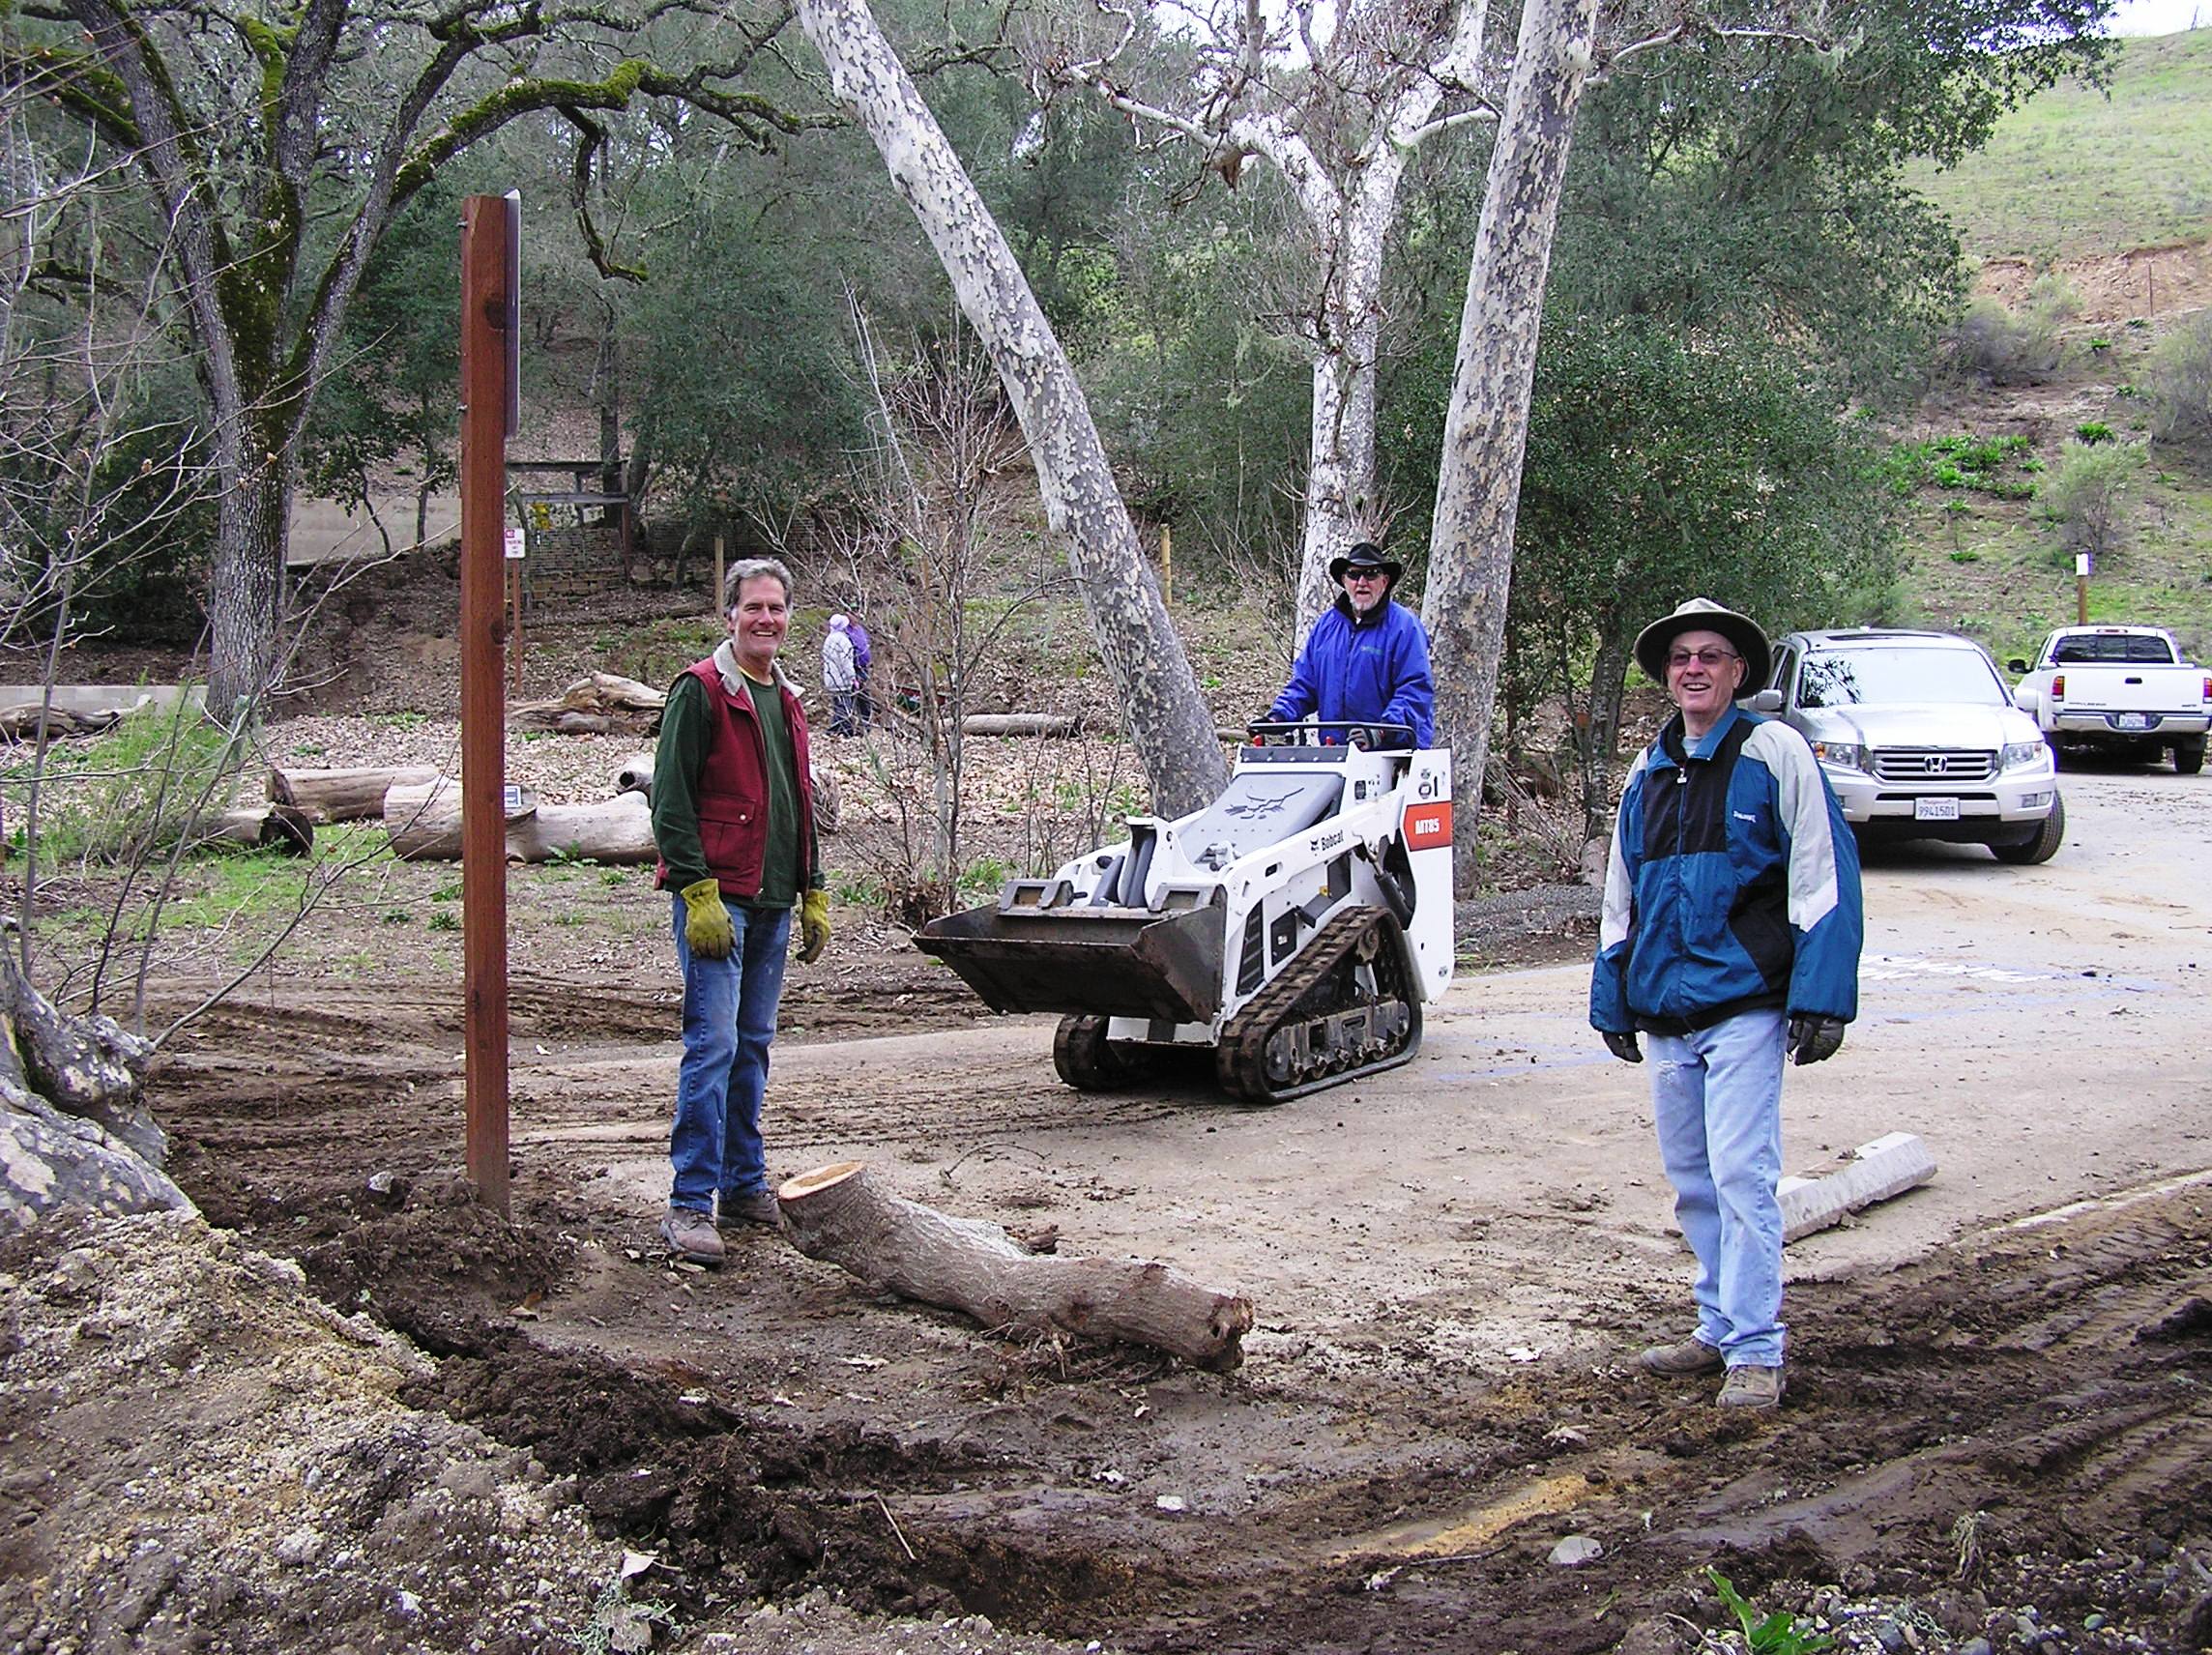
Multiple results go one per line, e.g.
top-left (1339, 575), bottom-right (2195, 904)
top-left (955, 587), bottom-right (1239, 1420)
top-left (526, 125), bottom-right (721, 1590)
top-left (1787, 1013), bottom-right (1847, 1066)
top-left (1602, 1030), bottom-right (1643, 1064)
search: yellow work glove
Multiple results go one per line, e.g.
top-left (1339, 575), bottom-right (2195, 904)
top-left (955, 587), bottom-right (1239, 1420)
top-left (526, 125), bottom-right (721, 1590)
top-left (799, 888), bottom-right (830, 964)
top-left (679, 878), bottom-right (734, 960)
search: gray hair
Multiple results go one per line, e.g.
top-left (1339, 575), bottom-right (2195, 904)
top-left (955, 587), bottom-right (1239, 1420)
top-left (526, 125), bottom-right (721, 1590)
top-left (724, 557), bottom-right (795, 612)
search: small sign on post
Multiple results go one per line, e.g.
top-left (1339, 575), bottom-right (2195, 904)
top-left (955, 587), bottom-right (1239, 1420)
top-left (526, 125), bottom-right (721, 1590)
top-left (2075, 551), bottom-right (2091, 624)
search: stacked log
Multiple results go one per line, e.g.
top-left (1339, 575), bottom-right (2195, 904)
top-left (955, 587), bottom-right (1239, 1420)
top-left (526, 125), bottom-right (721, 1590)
top-left (269, 766), bottom-right (440, 823)
top-left (383, 778), bottom-right (655, 864)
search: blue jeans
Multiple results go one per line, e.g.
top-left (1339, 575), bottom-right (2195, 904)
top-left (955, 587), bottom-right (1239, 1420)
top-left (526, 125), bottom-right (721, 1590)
top-left (1648, 1007), bottom-right (1787, 1369)
top-left (668, 896), bottom-right (791, 1215)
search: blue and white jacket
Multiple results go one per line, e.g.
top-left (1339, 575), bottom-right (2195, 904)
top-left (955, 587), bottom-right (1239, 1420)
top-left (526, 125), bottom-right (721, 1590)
top-left (1267, 595), bottom-right (1435, 748)
top-left (1591, 705), bottom-right (1862, 1036)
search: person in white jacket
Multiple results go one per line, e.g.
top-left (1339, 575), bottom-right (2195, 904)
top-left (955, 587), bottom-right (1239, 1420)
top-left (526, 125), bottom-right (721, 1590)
top-left (822, 614), bottom-right (859, 735)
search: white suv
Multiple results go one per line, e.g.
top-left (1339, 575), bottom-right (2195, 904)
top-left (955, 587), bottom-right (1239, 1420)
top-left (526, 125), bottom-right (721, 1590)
top-left (1749, 628), bottom-right (2064, 863)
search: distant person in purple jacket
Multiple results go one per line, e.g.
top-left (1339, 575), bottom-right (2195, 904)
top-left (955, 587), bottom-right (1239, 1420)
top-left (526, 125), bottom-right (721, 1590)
top-left (846, 615), bottom-right (875, 731)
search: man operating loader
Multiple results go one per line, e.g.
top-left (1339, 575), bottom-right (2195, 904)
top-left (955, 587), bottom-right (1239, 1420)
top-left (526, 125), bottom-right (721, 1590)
top-left (1265, 541), bottom-right (1435, 748)
top-left (651, 558), bottom-right (831, 1267)
top-left (1590, 597), bottom-right (1863, 1410)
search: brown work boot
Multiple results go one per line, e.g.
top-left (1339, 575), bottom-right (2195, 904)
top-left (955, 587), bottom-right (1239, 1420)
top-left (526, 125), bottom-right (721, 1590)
top-left (659, 1205), bottom-right (725, 1266)
top-left (718, 1190), bottom-right (784, 1231)
top-left (1638, 1337), bottom-right (1725, 1377)
top-left (1717, 1363), bottom-right (1786, 1409)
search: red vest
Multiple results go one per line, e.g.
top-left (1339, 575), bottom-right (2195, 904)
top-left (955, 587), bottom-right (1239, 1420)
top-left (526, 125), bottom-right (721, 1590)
top-left (658, 658), bottom-right (815, 899)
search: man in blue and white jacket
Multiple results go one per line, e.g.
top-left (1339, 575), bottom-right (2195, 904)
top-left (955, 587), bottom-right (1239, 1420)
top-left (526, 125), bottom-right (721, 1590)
top-left (1591, 597), bottom-right (1863, 1410)
top-left (1266, 543), bottom-right (1435, 747)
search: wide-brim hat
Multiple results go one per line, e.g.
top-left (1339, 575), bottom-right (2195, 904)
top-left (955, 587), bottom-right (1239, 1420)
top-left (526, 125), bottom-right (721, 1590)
top-left (1633, 597), bottom-right (1771, 687)
top-left (1328, 542), bottom-right (1404, 584)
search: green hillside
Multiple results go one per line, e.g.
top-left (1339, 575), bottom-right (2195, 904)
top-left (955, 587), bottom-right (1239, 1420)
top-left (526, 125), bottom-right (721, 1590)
top-left (1907, 29), bottom-right (2212, 259)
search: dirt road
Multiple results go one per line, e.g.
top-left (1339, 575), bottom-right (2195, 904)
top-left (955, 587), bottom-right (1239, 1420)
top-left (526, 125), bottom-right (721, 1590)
top-left (133, 764), bottom-right (2212, 1652)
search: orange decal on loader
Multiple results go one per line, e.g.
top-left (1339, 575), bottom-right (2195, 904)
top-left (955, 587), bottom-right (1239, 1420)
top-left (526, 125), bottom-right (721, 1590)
top-left (1404, 801), bottom-right (1452, 848)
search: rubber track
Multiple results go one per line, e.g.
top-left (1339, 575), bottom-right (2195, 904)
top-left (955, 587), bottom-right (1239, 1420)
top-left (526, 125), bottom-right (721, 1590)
top-left (1215, 904), bottom-right (1419, 1105)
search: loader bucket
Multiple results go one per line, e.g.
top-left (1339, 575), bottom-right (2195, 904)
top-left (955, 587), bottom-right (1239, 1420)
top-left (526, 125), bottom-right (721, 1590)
top-left (915, 902), bottom-right (1226, 1024)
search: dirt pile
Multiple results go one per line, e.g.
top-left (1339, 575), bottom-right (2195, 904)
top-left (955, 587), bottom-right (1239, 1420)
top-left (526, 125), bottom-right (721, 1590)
top-left (0, 1208), bottom-right (1123, 1655)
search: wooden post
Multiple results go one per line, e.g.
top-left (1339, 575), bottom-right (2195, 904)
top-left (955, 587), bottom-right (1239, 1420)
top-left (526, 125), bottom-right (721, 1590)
top-left (713, 534), bottom-right (726, 612)
top-left (2076, 550), bottom-right (2090, 625)
top-left (459, 194), bottom-right (516, 1214)
top-left (1160, 523), bottom-right (1172, 605)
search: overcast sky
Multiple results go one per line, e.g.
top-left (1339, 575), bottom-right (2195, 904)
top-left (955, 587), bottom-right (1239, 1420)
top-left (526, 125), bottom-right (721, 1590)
top-left (2104, 0), bottom-right (2207, 34)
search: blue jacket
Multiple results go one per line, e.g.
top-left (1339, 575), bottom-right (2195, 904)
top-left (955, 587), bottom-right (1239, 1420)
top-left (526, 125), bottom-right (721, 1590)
top-left (1267, 595), bottom-right (1436, 747)
top-left (1591, 706), bottom-right (1862, 1035)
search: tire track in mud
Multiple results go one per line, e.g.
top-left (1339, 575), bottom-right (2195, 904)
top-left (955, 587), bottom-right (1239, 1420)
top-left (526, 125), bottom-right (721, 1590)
top-left (975, 1181), bottom-right (2212, 1652)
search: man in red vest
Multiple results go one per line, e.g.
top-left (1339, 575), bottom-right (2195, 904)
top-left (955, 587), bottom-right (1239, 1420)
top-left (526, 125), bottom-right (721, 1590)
top-left (651, 558), bottom-right (831, 1266)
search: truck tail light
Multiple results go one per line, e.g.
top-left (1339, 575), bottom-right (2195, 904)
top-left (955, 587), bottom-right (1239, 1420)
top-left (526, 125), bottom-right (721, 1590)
top-left (2052, 674), bottom-right (2065, 700)
top-left (2203, 675), bottom-right (2210, 701)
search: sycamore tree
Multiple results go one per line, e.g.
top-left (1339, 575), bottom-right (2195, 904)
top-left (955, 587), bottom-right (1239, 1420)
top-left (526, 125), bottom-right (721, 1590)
top-left (795, 0), bottom-right (1228, 816)
top-left (4, 0), bottom-right (845, 720)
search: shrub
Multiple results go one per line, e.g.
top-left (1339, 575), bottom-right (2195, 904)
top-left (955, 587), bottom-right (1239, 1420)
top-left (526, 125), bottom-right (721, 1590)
top-left (1949, 298), bottom-right (2062, 385)
top-left (2043, 438), bottom-right (2147, 561)
top-left (2142, 309), bottom-right (2212, 450)
top-left (2075, 421), bottom-right (2114, 445)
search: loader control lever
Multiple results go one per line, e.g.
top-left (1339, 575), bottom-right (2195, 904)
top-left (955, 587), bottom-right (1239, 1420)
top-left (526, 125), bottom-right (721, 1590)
top-left (1245, 719), bottom-right (1415, 749)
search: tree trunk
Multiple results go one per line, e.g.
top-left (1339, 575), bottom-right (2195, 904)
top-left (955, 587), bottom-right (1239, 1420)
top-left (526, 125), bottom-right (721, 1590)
top-left (1294, 231), bottom-right (1386, 630)
top-left (205, 454), bottom-right (291, 724)
top-left (269, 766), bottom-right (441, 822)
top-left (1420, 0), bottom-right (1599, 896)
top-left (777, 1161), bottom-right (1255, 1370)
top-left (795, 0), bottom-right (1226, 819)
top-left (0, 948), bottom-right (189, 1230)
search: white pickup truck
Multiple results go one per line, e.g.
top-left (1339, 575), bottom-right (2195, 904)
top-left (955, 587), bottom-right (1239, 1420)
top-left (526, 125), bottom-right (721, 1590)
top-left (2009, 626), bottom-right (2208, 775)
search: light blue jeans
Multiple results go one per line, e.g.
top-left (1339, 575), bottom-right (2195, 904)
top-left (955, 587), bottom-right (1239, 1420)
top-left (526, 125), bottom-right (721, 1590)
top-left (1648, 1007), bottom-right (1788, 1369)
top-left (668, 897), bottom-right (791, 1216)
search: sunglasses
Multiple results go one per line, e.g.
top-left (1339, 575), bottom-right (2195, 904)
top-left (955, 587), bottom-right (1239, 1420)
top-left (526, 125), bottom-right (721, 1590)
top-left (1668, 647), bottom-right (1740, 670)
top-left (1343, 569), bottom-right (1387, 582)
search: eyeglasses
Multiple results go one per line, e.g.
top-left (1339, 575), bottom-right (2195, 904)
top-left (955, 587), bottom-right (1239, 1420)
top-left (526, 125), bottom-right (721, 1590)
top-left (1668, 647), bottom-right (1740, 670)
top-left (1343, 569), bottom-right (1386, 583)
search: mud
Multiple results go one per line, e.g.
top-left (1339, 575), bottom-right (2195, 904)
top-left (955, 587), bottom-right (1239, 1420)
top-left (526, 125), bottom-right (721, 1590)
top-left (116, 772), bottom-right (2212, 1653)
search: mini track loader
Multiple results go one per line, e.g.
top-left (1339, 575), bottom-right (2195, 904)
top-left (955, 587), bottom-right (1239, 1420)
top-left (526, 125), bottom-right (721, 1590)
top-left (915, 723), bottom-right (1454, 1104)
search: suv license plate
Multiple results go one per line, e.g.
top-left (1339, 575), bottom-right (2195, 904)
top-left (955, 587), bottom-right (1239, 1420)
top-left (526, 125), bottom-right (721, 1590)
top-left (1914, 797), bottom-right (1962, 822)
top-left (2112, 711), bottom-right (2152, 731)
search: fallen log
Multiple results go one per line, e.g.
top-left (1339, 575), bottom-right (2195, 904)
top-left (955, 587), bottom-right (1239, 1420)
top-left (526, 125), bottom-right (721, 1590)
top-left (962, 712), bottom-right (1080, 738)
top-left (203, 804), bottom-right (315, 855)
top-left (509, 671), bottom-right (667, 732)
top-left (269, 765), bottom-right (440, 823)
top-left (776, 1161), bottom-right (1254, 1370)
top-left (613, 754), bottom-right (840, 835)
top-left (384, 778), bottom-right (656, 863)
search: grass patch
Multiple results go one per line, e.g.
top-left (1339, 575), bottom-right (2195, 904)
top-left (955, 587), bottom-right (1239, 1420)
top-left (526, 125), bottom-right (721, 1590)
top-left (1906, 30), bottom-right (2212, 260)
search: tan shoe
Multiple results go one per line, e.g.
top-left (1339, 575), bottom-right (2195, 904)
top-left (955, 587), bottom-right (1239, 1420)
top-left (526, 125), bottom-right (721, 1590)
top-left (659, 1205), bottom-right (725, 1265)
top-left (1717, 1363), bottom-right (1785, 1409)
top-left (718, 1190), bottom-right (784, 1231)
top-left (1638, 1337), bottom-right (1725, 1377)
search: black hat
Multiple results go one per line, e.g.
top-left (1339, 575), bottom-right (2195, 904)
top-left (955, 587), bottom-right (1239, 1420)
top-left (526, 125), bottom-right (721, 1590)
top-left (1632, 597), bottom-right (1771, 687)
top-left (1328, 542), bottom-right (1404, 585)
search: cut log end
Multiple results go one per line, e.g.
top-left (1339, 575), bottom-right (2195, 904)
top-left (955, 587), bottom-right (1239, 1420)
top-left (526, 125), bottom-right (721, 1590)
top-left (779, 1161), bottom-right (866, 1202)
